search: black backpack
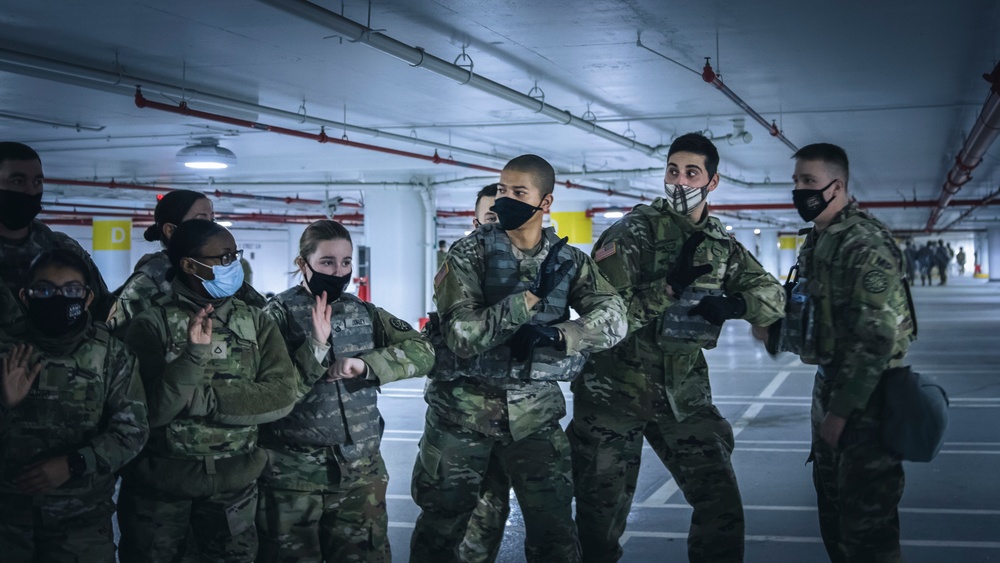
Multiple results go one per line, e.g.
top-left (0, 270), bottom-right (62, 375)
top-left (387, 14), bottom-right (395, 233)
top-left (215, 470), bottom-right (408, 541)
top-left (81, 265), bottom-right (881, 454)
top-left (880, 366), bottom-right (949, 462)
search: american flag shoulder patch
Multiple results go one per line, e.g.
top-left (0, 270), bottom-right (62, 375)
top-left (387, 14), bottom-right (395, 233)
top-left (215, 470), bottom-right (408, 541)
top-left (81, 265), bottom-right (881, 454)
top-left (594, 242), bottom-right (617, 262)
top-left (434, 262), bottom-right (449, 287)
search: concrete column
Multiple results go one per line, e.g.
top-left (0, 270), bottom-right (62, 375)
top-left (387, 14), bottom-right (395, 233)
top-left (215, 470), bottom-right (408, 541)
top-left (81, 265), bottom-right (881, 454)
top-left (757, 229), bottom-right (780, 279)
top-left (91, 218), bottom-right (132, 291)
top-left (975, 230), bottom-right (990, 278)
top-left (363, 187), bottom-right (430, 326)
top-left (988, 227), bottom-right (1000, 281)
top-left (777, 234), bottom-right (800, 281)
top-left (732, 228), bottom-right (757, 257)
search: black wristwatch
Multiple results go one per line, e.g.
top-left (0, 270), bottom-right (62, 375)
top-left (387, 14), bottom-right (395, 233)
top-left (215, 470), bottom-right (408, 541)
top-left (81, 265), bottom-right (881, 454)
top-left (67, 451), bottom-right (87, 478)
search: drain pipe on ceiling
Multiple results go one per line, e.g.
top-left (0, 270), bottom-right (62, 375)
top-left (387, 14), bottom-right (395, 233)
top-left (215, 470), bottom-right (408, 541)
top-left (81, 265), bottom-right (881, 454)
top-left (701, 60), bottom-right (798, 153)
top-left (256, 0), bottom-right (662, 157)
top-left (925, 61), bottom-right (1000, 231)
top-left (0, 46), bottom-right (502, 164)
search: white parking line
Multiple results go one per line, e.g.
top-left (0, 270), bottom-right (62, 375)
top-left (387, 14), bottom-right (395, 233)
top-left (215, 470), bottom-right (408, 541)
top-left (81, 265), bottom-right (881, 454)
top-left (619, 531), bottom-right (1000, 549)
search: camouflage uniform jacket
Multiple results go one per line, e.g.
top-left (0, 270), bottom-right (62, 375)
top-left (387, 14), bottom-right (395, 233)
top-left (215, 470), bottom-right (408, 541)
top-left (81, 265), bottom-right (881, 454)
top-left (427, 227), bottom-right (626, 441)
top-left (579, 198), bottom-right (785, 421)
top-left (0, 279), bottom-right (21, 332)
top-left (108, 250), bottom-right (266, 336)
top-left (123, 278), bottom-right (297, 494)
top-left (0, 323), bottom-right (148, 514)
top-left (260, 285), bottom-right (434, 491)
top-left (0, 219), bottom-right (113, 321)
top-left (796, 203), bottom-right (915, 418)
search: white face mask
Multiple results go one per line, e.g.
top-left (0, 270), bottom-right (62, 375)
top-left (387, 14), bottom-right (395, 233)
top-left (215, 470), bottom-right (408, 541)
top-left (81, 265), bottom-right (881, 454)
top-left (663, 181), bottom-right (709, 215)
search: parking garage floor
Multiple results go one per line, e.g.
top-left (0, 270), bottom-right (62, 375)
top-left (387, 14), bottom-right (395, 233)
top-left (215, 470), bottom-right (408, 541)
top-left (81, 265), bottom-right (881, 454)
top-left (380, 276), bottom-right (1000, 562)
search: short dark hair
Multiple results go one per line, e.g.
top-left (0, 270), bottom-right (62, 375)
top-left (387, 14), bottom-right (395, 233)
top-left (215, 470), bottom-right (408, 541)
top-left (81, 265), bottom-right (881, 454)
top-left (475, 183), bottom-right (499, 210)
top-left (167, 219), bottom-right (227, 278)
top-left (26, 249), bottom-right (90, 287)
top-left (503, 155), bottom-right (555, 196)
top-left (298, 219), bottom-right (352, 262)
top-left (143, 190), bottom-right (210, 243)
top-left (667, 133), bottom-right (720, 177)
top-left (793, 143), bottom-right (850, 187)
top-left (0, 142), bottom-right (41, 169)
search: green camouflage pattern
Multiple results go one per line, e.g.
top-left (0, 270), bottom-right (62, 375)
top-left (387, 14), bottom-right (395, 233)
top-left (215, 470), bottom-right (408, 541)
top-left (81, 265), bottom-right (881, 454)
top-left (458, 452), bottom-right (511, 563)
top-left (109, 250), bottom-right (266, 336)
top-left (569, 400), bottom-right (743, 563)
top-left (426, 229), bottom-right (625, 440)
top-left (118, 480), bottom-right (259, 563)
top-left (0, 323), bottom-right (147, 562)
top-left (577, 198), bottom-right (784, 421)
top-left (796, 204), bottom-right (916, 417)
top-left (257, 453), bottom-right (391, 563)
top-left (260, 284), bottom-right (432, 490)
top-left (410, 412), bottom-right (579, 563)
top-left (795, 204), bottom-right (913, 561)
top-left (0, 279), bottom-right (23, 333)
top-left (571, 199), bottom-right (782, 563)
top-left (0, 219), bottom-right (113, 321)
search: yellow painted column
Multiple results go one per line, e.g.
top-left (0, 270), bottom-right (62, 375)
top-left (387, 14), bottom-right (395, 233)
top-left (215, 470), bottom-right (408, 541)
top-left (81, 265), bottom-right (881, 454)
top-left (550, 211), bottom-right (593, 252)
top-left (92, 218), bottom-right (132, 290)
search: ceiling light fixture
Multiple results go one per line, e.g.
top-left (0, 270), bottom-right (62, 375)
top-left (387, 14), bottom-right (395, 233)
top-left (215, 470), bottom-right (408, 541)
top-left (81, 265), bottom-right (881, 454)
top-left (603, 208), bottom-right (625, 219)
top-left (177, 138), bottom-right (236, 170)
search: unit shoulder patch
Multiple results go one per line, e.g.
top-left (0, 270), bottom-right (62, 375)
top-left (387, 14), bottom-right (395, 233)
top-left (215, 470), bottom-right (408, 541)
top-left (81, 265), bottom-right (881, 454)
top-left (434, 262), bottom-right (449, 288)
top-left (390, 317), bottom-right (413, 332)
top-left (594, 242), bottom-right (617, 262)
top-left (863, 270), bottom-right (889, 294)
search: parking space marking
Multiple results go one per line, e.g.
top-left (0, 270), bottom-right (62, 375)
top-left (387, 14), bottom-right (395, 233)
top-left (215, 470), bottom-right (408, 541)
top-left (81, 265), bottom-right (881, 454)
top-left (619, 530), bottom-right (1000, 549)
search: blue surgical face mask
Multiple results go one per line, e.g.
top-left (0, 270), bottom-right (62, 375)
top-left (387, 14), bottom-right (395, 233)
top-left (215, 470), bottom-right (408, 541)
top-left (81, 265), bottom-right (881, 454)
top-left (191, 259), bottom-right (244, 298)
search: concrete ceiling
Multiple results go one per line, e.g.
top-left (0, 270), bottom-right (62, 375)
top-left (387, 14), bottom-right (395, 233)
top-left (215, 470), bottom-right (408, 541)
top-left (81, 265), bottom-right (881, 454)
top-left (2, 0), bottom-right (1000, 234)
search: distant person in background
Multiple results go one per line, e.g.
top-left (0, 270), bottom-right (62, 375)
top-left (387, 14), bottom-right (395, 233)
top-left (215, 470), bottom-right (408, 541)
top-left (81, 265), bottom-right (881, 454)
top-left (902, 240), bottom-right (917, 286)
top-left (109, 190), bottom-right (264, 336)
top-left (437, 240), bottom-right (448, 268)
top-left (472, 183), bottom-right (499, 229)
top-left (935, 240), bottom-right (950, 285)
top-left (917, 241), bottom-right (934, 286)
top-left (956, 246), bottom-right (967, 276)
top-left (0, 141), bottom-right (112, 322)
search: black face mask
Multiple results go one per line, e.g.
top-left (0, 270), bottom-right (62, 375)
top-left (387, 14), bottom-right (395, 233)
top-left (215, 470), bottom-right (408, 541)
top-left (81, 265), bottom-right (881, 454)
top-left (792, 179), bottom-right (837, 222)
top-left (491, 197), bottom-right (543, 231)
top-left (26, 295), bottom-right (88, 337)
top-left (305, 263), bottom-right (352, 301)
top-left (0, 191), bottom-right (42, 231)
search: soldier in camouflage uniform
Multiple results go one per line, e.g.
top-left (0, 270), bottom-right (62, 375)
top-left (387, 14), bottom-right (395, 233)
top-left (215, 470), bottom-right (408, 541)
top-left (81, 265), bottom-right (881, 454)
top-left (0, 142), bottom-right (113, 321)
top-left (256, 220), bottom-right (434, 563)
top-left (758, 143), bottom-right (916, 562)
top-left (0, 250), bottom-right (148, 562)
top-left (118, 220), bottom-right (299, 562)
top-left (410, 155), bottom-right (627, 563)
top-left (108, 189), bottom-right (265, 336)
top-left (569, 133), bottom-right (785, 563)
top-left (0, 279), bottom-right (21, 332)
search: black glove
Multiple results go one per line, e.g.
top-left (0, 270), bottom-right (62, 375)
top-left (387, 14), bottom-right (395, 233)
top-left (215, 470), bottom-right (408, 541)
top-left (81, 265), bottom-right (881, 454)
top-left (528, 236), bottom-right (574, 299)
top-left (688, 294), bottom-right (747, 326)
top-left (508, 324), bottom-right (565, 362)
top-left (665, 231), bottom-right (714, 296)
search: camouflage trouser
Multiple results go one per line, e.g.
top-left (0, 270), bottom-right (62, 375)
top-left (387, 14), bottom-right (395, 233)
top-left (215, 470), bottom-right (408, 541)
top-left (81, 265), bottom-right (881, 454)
top-left (458, 449), bottom-right (511, 563)
top-left (117, 480), bottom-right (258, 563)
top-left (0, 492), bottom-right (115, 563)
top-left (568, 400), bottom-right (744, 563)
top-left (256, 453), bottom-right (390, 563)
top-left (811, 373), bottom-right (904, 563)
top-left (409, 411), bottom-right (580, 563)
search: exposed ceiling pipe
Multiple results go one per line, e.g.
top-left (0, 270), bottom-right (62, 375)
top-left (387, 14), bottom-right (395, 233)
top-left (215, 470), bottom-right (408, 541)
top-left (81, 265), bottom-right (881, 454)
top-left (135, 86), bottom-right (504, 174)
top-left (40, 209), bottom-right (362, 225)
top-left (938, 187), bottom-right (1000, 231)
top-left (925, 61), bottom-right (1000, 231)
top-left (256, 0), bottom-right (662, 157)
top-left (587, 197), bottom-right (1000, 217)
top-left (0, 46), bottom-right (502, 164)
top-left (44, 177), bottom-right (357, 207)
top-left (701, 60), bottom-right (798, 153)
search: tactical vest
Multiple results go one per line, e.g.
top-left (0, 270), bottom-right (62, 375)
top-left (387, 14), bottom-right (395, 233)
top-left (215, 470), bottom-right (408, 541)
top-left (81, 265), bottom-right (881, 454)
top-left (134, 251), bottom-right (172, 293)
top-left (264, 289), bottom-right (383, 461)
top-left (1, 326), bottom-right (111, 494)
top-left (777, 263), bottom-right (819, 362)
top-left (632, 206), bottom-right (728, 350)
top-left (147, 295), bottom-right (262, 461)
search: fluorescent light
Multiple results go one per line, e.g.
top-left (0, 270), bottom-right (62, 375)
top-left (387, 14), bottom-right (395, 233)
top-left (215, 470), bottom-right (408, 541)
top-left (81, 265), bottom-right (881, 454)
top-left (177, 139), bottom-right (236, 170)
top-left (603, 210), bottom-right (624, 219)
top-left (725, 225), bottom-right (733, 231)
top-left (464, 230), bottom-right (472, 236)
top-left (216, 221), bottom-right (233, 227)
top-left (753, 228), bottom-right (761, 235)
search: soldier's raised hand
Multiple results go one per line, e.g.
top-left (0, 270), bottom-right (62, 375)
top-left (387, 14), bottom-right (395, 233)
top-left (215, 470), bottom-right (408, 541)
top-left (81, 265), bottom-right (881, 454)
top-left (665, 231), bottom-right (713, 296)
top-left (327, 357), bottom-right (368, 381)
top-left (1, 343), bottom-right (42, 408)
top-left (187, 305), bottom-right (214, 345)
top-left (528, 236), bottom-right (574, 299)
top-left (311, 291), bottom-right (333, 345)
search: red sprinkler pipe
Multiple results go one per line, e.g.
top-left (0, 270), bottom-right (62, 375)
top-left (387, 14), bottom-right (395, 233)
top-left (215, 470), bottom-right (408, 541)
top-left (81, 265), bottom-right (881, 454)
top-left (701, 60), bottom-right (798, 153)
top-left (135, 86), bottom-right (501, 174)
top-left (925, 60), bottom-right (1000, 231)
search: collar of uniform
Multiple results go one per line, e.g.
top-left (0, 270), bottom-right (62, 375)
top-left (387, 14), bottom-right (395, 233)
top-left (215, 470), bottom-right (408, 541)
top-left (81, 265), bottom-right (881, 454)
top-left (170, 276), bottom-right (234, 322)
top-left (649, 197), bottom-right (725, 237)
top-left (0, 218), bottom-right (46, 245)
top-left (822, 201), bottom-right (861, 235)
top-left (22, 312), bottom-right (91, 356)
